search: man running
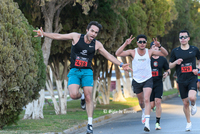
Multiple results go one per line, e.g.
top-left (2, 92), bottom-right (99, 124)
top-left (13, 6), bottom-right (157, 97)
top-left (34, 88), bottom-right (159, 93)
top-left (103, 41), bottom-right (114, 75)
top-left (169, 30), bottom-right (200, 131)
top-left (115, 34), bottom-right (168, 132)
top-left (34, 21), bottom-right (132, 134)
top-left (150, 41), bottom-right (171, 130)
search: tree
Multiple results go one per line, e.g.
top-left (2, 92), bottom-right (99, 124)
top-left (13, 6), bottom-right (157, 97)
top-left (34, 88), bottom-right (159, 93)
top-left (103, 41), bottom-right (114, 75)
top-left (0, 0), bottom-right (45, 128)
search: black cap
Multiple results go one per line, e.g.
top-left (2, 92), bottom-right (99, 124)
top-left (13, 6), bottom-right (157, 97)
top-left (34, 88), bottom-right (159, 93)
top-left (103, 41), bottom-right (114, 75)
top-left (150, 41), bottom-right (154, 48)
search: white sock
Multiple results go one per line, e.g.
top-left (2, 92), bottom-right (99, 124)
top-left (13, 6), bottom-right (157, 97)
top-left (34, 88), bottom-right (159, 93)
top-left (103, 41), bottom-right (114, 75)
top-left (81, 93), bottom-right (85, 100)
top-left (142, 108), bottom-right (145, 115)
top-left (145, 115), bottom-right (150, 127)
top-left (88, 117), bottom-right (93, 125)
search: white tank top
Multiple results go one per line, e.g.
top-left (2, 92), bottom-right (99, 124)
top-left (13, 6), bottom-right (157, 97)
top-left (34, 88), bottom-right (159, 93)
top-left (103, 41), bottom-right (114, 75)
top-left (132, 48), bottom-right (152, 83)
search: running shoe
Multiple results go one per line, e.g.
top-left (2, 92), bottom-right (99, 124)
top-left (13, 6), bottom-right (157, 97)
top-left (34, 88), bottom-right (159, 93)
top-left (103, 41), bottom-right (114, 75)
top-left (185, 122), bottom-right (192, 131)
top-left (81, 99), bottom-right (86, 110)
top-left (86, 124), bottom-right (93, 134)
top-left (155, 123), bottom-right (161, 130)
top-left (144, 125), bottom-right (150, 132)
top-left (191, 104), bottom-right (197, 116)
top-left (141, 113), bottom-right (145, 124)
top-left (152, 106), bottom-right (156, 112)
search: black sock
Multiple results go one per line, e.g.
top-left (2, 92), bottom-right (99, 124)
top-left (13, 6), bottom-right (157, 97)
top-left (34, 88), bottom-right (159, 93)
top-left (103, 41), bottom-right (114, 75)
top-left (156, 117), bottom-right (160, 124)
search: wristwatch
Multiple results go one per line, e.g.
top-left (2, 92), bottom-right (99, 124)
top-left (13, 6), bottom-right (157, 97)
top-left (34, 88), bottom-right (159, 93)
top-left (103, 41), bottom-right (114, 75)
top-left (158, 45), bottom-right (162, 48)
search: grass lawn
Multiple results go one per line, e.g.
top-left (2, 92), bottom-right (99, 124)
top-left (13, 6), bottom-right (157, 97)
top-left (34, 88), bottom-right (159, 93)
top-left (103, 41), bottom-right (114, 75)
top-left (1, 89), bottom-right (177, 133)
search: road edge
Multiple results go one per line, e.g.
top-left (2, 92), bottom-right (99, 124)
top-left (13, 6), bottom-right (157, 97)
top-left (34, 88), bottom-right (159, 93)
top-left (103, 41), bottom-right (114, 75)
top-left (63, 93), bottom-right (178, 134)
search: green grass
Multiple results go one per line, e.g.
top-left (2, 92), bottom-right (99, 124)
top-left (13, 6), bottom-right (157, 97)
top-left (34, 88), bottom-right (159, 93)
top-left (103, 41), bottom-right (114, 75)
top-left (2, 97), bottom-right (139, 133)
top-left (163, 88), bottom-right (178, 96)
top-left (1, 89), bottom-right (177, 133)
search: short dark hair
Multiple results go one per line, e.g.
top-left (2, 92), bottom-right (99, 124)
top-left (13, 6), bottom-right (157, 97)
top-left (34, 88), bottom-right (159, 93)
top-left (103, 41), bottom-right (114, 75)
top-left (87, 21), bottom-right (102, 32)
top-left (179, 30), bottom-right (190, 37)
top-left (136, 34), bottom-right (147, 41)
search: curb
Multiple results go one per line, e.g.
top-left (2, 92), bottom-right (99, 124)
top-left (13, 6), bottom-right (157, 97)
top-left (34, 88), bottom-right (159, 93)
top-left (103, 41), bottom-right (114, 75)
top-left (63, 93), bottom-right (178, 134)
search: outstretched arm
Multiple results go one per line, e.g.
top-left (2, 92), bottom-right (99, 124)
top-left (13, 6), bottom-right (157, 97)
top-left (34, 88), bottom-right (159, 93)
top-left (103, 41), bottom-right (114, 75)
top-left (96, 41), bottom-right (132, 71)
top-left (115, 35), bottom-right (135, 57)
top-left (33, 27), bottom-right (78, 40)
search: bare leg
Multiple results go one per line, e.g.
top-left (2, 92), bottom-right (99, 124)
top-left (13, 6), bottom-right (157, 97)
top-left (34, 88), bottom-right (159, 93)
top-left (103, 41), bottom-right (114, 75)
top-left (151, 101), bottom-right (155, 109)
top-left (155, 98), bottom-right (162, 117)
top-left (136, 92), bottom-right (144, 109)
top-left (182, 98), bottom-right (190, 123)
top-left (143, 87), bottom-right (152, 115)
top-left (189, 90), bottom-right (196, 106)
top-left (83, 86), bottom-right (94, 118)
top-left (68, 84), bottom-right (81, 99)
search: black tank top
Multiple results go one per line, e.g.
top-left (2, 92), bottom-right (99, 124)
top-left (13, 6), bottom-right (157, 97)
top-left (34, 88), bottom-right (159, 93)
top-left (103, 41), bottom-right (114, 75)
top-left (70, 34), bottom-right (95, 70)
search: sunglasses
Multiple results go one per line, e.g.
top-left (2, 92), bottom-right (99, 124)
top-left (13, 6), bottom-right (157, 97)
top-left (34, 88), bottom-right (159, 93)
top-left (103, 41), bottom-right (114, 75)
top-left (137, 40), bottom-right (147, 44)
top-left (179, 36), bottom-right (188, 39)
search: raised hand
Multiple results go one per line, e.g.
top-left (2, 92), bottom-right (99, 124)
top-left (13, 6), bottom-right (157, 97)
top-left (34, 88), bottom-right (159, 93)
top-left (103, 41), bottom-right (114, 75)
top-left (153, 38), bottom-right (161, 48)
top-left (125, 35), bottom-right (135, 45)
top-left (33, 27), bottom-right (44, 37)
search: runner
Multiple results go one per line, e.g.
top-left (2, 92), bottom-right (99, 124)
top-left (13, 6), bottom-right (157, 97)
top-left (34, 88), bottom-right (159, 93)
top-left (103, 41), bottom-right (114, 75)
top-left (33, 21), bottom-right (132, 134)
top-left (150, 41), bottom-right (171, 130)
top-left (169, 30), bottom-right (200, 131)
top-left (115, 34), bottom-right (168, 132)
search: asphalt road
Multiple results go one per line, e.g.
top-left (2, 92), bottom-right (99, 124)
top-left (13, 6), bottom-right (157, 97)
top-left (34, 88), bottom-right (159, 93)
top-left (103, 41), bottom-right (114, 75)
top-left (78, 95), bottom-right (200, 134)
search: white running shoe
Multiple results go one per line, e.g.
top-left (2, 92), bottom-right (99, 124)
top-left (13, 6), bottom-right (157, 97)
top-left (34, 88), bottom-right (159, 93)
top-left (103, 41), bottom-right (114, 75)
top-left (191, 104), bottom-right (197, 116)
top-left (141, 113), bottom-right (145, 124)
top-left (185, 122), bottom-right (192, 131)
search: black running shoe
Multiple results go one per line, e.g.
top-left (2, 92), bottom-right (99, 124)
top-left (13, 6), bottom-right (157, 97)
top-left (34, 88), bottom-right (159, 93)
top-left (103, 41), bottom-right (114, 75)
top-left (81, 99), bottom-right (86, 110)
top-left (144, 126), bottom-right (150, 132)
top-left (86, 124), bottom-right (93, 134)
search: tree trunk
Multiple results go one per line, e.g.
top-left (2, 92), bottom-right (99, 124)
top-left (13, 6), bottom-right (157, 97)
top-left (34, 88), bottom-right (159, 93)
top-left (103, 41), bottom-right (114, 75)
top-left (121, 57), bottom-right (134, 98)
top-left (46, 79), bottom-right (60, 114)
top-left (112, 65), bottom-right (126, 101)
top-left (163, 76), bottom-right (172, 91)
top-left (23, 90), bottom-right (45, 119)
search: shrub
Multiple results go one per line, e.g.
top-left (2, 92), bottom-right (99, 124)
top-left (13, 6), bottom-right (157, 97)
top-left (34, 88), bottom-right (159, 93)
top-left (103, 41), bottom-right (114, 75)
top-left (0, 0), bottom-right (46, 129)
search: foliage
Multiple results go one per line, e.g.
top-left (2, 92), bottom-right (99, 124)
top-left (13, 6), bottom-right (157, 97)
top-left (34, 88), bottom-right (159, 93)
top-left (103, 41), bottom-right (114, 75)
top-left (0, 0), bottom-right (45, 128)
top-left (120, 0), bottom-right (174, 49)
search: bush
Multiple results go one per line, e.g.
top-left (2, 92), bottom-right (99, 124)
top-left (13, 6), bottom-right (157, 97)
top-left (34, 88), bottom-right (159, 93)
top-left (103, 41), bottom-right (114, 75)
top-left (0, 0), bottom-right (46, 129)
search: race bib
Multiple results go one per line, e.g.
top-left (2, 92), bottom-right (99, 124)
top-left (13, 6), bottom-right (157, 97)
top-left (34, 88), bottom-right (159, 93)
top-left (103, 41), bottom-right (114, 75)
top-left (181, 63), bottom-right (192, 73)
top-left (75, 56), bottom-right (88, 67)
top-left (152, 69), bottom-right (158, 77)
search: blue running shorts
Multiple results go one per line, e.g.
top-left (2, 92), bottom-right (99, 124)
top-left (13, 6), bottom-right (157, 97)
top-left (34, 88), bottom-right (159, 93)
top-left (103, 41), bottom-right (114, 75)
top-left (67, 68), bottom-right (93, 87)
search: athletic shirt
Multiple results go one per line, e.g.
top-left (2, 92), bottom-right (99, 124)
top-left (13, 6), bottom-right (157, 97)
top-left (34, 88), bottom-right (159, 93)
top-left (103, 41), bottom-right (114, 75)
top-left (151, 56), bottom-right (169, 82)
top-left (169, 46), bottom-right (200, 83)
top-left (132, 48), bottom-right (152, 83)
top-left (70, 34), bottom-right (95, 70)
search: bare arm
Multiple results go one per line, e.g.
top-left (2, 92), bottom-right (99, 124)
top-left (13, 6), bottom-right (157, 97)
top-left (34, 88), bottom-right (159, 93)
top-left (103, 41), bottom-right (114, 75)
top-left (96, 41), bottom-right (132, 71)
top-left (163, 69), bottom-right (171, 79)
top-left (115, 35), bottom-right (135, 57)
top-left (33, 27), bottom-right (79, 40)
top-left (169, 59), bottom-right (183, 69)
